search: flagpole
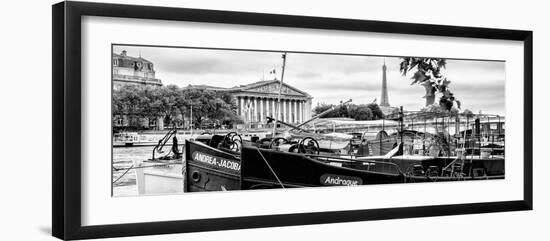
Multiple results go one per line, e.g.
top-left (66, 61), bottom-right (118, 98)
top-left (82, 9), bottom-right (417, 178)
top-left (272, 53), bottom-right (287, 137)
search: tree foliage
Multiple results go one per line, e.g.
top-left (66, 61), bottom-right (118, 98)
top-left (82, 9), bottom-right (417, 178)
top-left (348, 105), bottom-right (373, 120)
top-left (399, 57), bottom-right (460, 111)
top-left (461, 109), bottom-right (474, 118)
top-left (366, 103), bottom-right (384, 119)
top-left (313, 103), bottom-right (384, 120)
top-left (112, 85), bottom-right (241, 128)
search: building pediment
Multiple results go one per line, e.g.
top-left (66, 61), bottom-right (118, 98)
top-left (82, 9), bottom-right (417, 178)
top-left (235, 80), bottom-right (311, 98)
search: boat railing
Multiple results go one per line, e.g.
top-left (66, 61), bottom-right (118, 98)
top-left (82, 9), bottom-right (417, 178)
top-left (303, 154), bottom-right (402, 175)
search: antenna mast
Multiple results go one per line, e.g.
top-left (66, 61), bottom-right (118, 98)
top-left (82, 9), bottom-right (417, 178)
top-left (272, 53), bottom-right (287, 136)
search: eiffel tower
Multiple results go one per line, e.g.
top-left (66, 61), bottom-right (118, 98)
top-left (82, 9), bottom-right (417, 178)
top-left (380, 59), bottom-right (390, 107)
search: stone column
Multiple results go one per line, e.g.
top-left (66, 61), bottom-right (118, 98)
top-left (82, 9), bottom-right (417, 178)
top-left (268, 99), bottom-right (271, 119)
top-left (300, 100), bottom-right (304, 123)
top-left (306, 99), bottom-right (312, 120)
top-left (282, 99), bottom-right (287, 123)
top-left (243, 97), bottom-right (247, 121)
top-left (236, 96), bottom-right (240, 116)
top-left (266, 98), bottom-right (269, 122)
top-left (239, 97), bottom-right (244, 117)
top-left (247, 97), bottom-right (251, 123)
top-left (260, 98), bottom-right (264, 123)
top-left (288, 100), bottom-right (291, 123)
top-left (289, 100), bottom-right (292, 123)
top-left (290, 100), bottom-right (294, 123)
top-left (294, 100), bottom-right (300, 123)
top-left (297, 100), bottom-right (301, 123)
top-left (271, 99), bottom-right (279, 119)
top-left (281, 99), bottom-right (284, 122)
top-left (288, 100), bottom-right (292, 123)
top-left (247, 97), bottom-right (250, 123)
top-left (253, 97), bottom-right (258, 123)
top-left (287, 100), bottom-right (292, 123)
top-left (287, 100), bottom-right (291, 123)
top-left (289, 100), bottom-right (295, 123)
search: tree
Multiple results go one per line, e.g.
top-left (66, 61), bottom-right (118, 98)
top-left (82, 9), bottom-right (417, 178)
top-left (399, 57), bottom-right (460, 111)
top-left (113, 85), bottom-right (241, 130)
top-left (182, 88), bottom-right (240, 127)
top-left (152, 85), bottom-right (187, 127)
top-left (349, 105), bottom-right (373, 120)
top-left (462, 109), bottom-right (474, 118)
top-left (313, 103), bottom-right (335, 115)
top-left (113, 85), bottom-right (149, 128)
top-left (366, 103), bottom-right (384, 119)
top-left (313, 103), bottom-right (383, 120)
top-left (183, 88), bottom-right (214, 126)
top-left (313, 103), bottom-right (341, 118)
top-left (420, 104), bottom-right (460, 120)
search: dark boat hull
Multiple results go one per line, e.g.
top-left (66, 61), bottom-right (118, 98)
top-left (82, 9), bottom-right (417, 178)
top-left (352, 155), bottom-right (504, 182)
top-left (184, 140), bottom-right (241, 192)
top-left (184, 140), bottom-right (504, 192)
top-left (240, 146), bottom-right (405, 189)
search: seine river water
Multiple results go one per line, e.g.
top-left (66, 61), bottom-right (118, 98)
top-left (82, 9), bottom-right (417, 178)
top-left (112, 146), bottom-right (154, 196)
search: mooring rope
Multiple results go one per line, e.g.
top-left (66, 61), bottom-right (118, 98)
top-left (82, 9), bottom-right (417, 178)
top-left (112, 162), bottom-right (180, 185)
top-left (112, 164), bottom-right (134, 185)
top-left (255, 148), bottom-right (285, 189)
top-left (113, 163), bottom-right (175, 171)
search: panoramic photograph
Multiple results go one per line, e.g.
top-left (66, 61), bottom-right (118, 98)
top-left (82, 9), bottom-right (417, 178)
top-left (111, 45), bottom-right (505, 197)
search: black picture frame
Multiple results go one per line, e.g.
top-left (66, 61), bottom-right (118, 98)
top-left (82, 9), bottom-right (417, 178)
top-left (52, 1), bottom-right (533, 240)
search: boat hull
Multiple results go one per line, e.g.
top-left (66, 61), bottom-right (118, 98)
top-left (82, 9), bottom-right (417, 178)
top-left (355, 155), bottom-right (504, 181)
top-left (182, 141), bottom-right (505, 193)
top-left (184, 140), bottom-right (242, 192)
top-left (240, 146), bottom-right (405, 189)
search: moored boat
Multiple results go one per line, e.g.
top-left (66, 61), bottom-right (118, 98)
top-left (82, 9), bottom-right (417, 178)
top-left (239, 145), bottom-right (404, 189)
top-left (182, 109), bottom-right (506, 193)
top-left (184, 139), bottom-right (241, 192)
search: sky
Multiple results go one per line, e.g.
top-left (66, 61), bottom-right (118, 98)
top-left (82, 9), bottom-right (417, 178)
top-left (113, 45), bottom-right (506, 115)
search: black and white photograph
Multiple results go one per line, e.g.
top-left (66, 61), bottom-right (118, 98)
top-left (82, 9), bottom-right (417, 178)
top-left (1, 0), bottom-right (546, 240)
top-left (111, 45), bottom-right (505, 197)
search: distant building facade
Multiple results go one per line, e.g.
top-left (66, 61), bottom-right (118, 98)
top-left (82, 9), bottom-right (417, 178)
top-left (188, 80), bottom-right (313, 128)
top-left (112, 50), bottom-right (164, 130)
top-left (112, 50), bottom-right (162, 90)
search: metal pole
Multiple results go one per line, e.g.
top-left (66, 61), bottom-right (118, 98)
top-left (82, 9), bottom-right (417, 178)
top-left (478, 116), bottom-right (481, 159)
top-left (498, 115), bottom-right (501, 137)
top-left (423, 118), bottom-right (426, 156)
top-left (400, 106), bottom-right (404, 145)
top-left (491, 116), bottom-right (495, 158)
top-left (498, 115), bottom-right (503, 157)
top-left (489, 115), bottom-right (493, 158)
top-left (190, 105), bottom-right (193, 136)
top-left (410, 117), bottom-right (414, 155)
top-left (272, 53), bottom-right (287, 137)
top-left (381, 118), bottom-right (385, 155)
top-left (466, 116), bottom-right (469, 155)
top-left (446, 116), bottom-right (450, 157)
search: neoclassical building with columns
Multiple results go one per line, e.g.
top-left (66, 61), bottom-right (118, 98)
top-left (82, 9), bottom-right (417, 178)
top-left (190, 80), bottom-right (313, 128)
